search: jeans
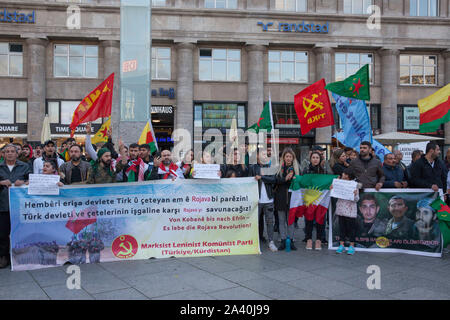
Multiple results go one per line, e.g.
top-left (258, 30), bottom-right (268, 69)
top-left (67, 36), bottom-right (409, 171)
top-left (278, 210), bottom-right (294, 240)
top-left (338, 216), bottom-right (357, 243)
top-left (258, 203), bottom-right (275, 242)
top-left (305, 219), bottom-right (324, 241)
top-left (0, 212), bottom-right (10, 257)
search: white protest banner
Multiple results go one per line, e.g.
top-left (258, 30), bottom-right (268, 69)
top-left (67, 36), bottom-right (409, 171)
top-left (28, 174), bottom-right (60, 195)
top-left (193, 164), bottom-right (221, 179)
top-left (330, 179), bottom-right (357, 201)
top-left (396, 141), bottom-right (428, 165)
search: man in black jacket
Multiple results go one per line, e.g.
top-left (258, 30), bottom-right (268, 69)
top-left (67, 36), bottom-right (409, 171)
top-left (347, 141), bottom-right (384, 190)
top-left (409, 142), bottom-right (447, 192)
top-left (248, 148), bottom-right (278, 252)
top-left (0, 144), bottom-right (31, 268)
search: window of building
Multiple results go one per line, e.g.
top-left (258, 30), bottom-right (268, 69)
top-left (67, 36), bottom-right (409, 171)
top-left (0, 43), bottom-right (23, 77)
top-left (400, 55), bottom-right (437, 85)
top-left (0, 100), bottom-right (27, 124)
top-left (199, 49), bottom-right (240, 81)
top-left (335, 52), bottom-right (373, 83)
top-left (205, 0), bottom-right (237, 9)
top-left (152, 0), bottom-right (166, 6)
top-left (152, 47), bottom-right (171, 80)
top-left (54, 44), bottom-right (98, 78)
top-left (47, 100), bottom-right (102, 125)
top-left (269, 51), bottom-right (308, 83)
top-left (410, 0), bottom-right (438, 16)
top-left (343, 0), bottom-right (372, 14)
top-left (194, 103), bottom-right (246, 138)
top-left (275, 0), bottom-right (307, 12)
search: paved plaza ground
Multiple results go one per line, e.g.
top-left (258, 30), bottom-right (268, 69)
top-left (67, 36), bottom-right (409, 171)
top-left (2, 231), bottom-right (450, 300)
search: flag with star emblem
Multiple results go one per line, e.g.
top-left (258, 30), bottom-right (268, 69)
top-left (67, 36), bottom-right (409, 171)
top-left (91, 117), bottom-right (111, 145)
top-left (325, 64), bottom-right (370, 101)
top-left (294, 79), bottom-right (334, 135)
top-left (431, 198), bottom-right (450, 248)
top-left (69, 73), bottom-right (114, 137)
top-left (248, 93), bottom-right (274, 133)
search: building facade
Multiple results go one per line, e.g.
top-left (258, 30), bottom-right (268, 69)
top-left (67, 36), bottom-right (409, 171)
top-left (0, 0), bottom-right (449, 158)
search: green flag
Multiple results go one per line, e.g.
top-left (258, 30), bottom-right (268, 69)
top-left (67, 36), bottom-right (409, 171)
top-left (431, 198), bottom-right (450, 248)
top-left (325, 64), bottom-right (370, 101)
top-left (248, 97), bottom-right (273, 133)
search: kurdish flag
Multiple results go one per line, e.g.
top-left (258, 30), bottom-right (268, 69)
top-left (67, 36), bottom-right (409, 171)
top-left (325, 64), bottom-right (370, 101)
top-left (431, 198), bottom-right (450, 248)
top-left (248, 93), bottom-right (274, 133)
top-left (418, 83), bottom-right (450, 133)
top-left (91, 117), bottom-right (111, 145)
top-left (288, 174), bottom-right (338, 226)
top-left (138, 120), bottom-right (158, 154)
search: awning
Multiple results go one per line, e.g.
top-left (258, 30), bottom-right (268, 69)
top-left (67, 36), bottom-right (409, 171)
top-left (372, 132), bottom-right (444, 144)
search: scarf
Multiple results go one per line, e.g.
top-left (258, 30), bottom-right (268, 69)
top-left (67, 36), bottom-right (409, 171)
top-left (92, 148), bottom-right (114, 177)
top-left (126, 158), bottom-right (149, 182)
top-left (158, 162), bottom-right (179, 179)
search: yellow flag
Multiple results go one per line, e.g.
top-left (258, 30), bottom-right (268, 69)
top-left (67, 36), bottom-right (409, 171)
top-left (90, 117), bottom-right (111, 144)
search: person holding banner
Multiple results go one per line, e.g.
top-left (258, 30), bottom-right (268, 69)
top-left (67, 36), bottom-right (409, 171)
top-left (0, 144), bottom-right (30, 268)
top-left (275, 148), bottom-right (299, 251)
top-left (249, 148), bottom-right (278, 252)
top-left (346, 141), bottom-right (384, 190)
top-left (59, 144), bottom-right (91, 185)
top-left (382, 154), bottom-right (408, 189)
top-left (331, 170), bottom-right (361, 255)
top-left (409, 142), bottom-right (448, 192)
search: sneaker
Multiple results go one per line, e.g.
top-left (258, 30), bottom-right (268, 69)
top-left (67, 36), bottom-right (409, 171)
top-left (278, 240), bottom-right (286, 251)
top-left (0, 256), bottom-right (9, 269)
top-left (315, 239), bottom-right (322, 251)
top-left (268, 241), bottom-right (278, 252)
top-left (336, 245), bottom-right (345, 254)
top-left (290, 241), bottom-right (297, 251)
top-left (306, 239), bottom-right (313, 250)
top-left (347, 246), bottom-right (355, 255)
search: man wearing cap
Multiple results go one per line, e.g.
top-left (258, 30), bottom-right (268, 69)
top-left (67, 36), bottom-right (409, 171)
top-left (0, 144), bottom-right (30, 268)
top-left (87, 144), bottom-right (128, 184)
top-left (385, 196), bottom-right (414, 240)
top-left (33, 140), bottom-right (65, 174)
top-left (412, 197), bottom-right (440, 243)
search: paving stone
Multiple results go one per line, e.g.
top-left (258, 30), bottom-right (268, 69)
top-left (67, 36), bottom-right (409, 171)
top-left (209, 286), bottom-right (270, 300)
top-left (331, 289), bottom-right (396, 300)
top-left (310, 265), bottom-right (367, 281)
top-left (240, 277), bottom-right (306, 300)
top-left (93, 288), bottom-right (149, 300)
top-left (217, 269), bottom-right (266, 283)
top-left (390, 287), bottom-right (450, 300)
top-left (152, 289), bottom-right (216, 300)
top-left (183, 257), bottom-right (241, 273)
top-left (29, 267), bottom-right (69, 287)
top-left (43, 284), bottom-right (93, 300)
top-left (0, 269), bottom-right (35, 287)
top-left (261, 267), bottom-right (313, 282)
top-left (0, 281), bottom-right (49, 300)
top-left (179, 270), bottom-right (239, 293)
top-left (290, 275), bottom-right (359, 298)
top-left (129, 272), bottom-right (194, 298)
top-left (80, 272), bottom-right (131, 295)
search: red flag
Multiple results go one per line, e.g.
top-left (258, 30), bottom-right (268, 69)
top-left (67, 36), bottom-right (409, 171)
top-left (65, 206), bottom-right (97, 234)
top-left (294, 79), bottom-right (334, 135)
top-left (69, 73), bottom-right (114, 137)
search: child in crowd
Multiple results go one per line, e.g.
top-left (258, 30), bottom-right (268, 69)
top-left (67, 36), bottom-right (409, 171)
top-left (331, 169), bottom-right (361, 255)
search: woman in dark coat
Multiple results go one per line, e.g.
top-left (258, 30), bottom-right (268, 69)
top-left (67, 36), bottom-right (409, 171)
top-left (330, 148), bottom-right (349, 177)
top-left (274, 147), bottom-right (300, 251)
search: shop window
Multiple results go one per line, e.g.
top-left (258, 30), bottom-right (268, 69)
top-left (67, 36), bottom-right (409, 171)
top-left (205, 0), bottom-right (237, 9)
top-left (275, 0), bottom-right (307, 12)
top-left (0, 99), bottom-right (27, 124)
top-left (410, 0), bottom-right (438, 16)
top-left (335, 52), bottom-right (373, 83)
top-left (400, 55), bottom-right (437, 85)
top-left (343, 0), bottom-right (372, 14)
top-left (0, 43), bottom-right (23, 77)
top-left (269, 51), bottom-right (308, 83)
top-left (199, 49), bottom-right (240, 81)
top-left (54, 44), bottom-right (98, 78)
top-left (194, 103), bottom-right (246, 134)
top-left (152, 47), bottom-right (171, 80)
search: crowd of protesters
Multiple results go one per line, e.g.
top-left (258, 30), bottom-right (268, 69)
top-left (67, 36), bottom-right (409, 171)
top-left (0, 125), bottom-right (449, 267)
